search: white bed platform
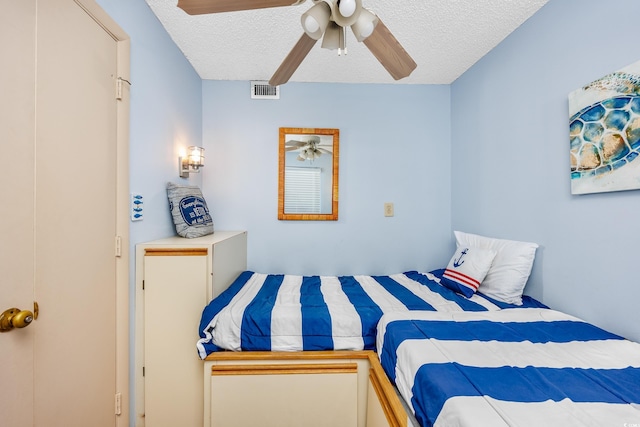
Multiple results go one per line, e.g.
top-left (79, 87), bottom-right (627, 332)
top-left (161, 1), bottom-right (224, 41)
top-left (204, 350), bottom-right (412, 427)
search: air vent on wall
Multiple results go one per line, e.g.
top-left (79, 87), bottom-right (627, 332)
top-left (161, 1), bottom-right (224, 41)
top-left (251, 81), bottom-right (279, 99)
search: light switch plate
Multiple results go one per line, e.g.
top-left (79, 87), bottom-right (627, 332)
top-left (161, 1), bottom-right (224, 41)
top-left (384, 202), bottom-right (394, 217)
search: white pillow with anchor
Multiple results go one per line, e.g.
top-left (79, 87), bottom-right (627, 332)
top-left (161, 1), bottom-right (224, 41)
top-left (441, 246), bottom-right (497, 298)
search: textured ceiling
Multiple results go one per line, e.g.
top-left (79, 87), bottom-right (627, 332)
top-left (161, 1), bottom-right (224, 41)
top-left (145, 0), bottom-right (549, 84)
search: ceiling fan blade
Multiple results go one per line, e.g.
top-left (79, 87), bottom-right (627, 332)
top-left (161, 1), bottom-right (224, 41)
top-left (177, 0), bottom-right (304, 15)
top-left (285, 140), bottom-right (308, 147)
top-left (269, 33), bottom-right (318, 86)
top-left (363, 18), bottom-right (417, 81)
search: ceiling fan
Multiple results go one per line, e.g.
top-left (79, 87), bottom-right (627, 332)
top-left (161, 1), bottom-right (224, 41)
top-left (176, 0), bottom-right (417, 86)
top-left (285, 136), bottom-right (332, 161)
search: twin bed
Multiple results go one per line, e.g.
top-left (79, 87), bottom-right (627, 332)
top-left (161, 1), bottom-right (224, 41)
top-left (197, 270), bottom-right (544, 357)
top-left (196, 232), bottom-right (640, 426)
top-left (377, 309), bottom-right (640, 426)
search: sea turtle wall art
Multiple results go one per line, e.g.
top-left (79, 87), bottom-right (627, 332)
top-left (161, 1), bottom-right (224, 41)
top-left (568, 60), bottom-right (640, 195)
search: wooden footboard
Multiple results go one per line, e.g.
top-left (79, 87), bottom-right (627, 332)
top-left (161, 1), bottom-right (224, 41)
top-left (204, 351), bottom-right (409, 427)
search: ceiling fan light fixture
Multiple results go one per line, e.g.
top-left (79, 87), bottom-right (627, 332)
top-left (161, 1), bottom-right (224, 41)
top-left (185, 0), bottom-right (416, 86)
top-left (301, 2), bottom-right (331, 40)
top-left (351, 7), bottom-right (378, 42)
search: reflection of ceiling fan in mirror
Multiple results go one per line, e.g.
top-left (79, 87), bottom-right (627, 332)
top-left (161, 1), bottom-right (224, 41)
top-left (176, 0), bottom-right (417, 86)
top-left (285, 136), bottom-right (333, 161)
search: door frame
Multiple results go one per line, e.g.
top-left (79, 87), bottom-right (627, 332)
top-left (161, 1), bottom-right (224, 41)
top-left (73, 1), bottom-right (131, 425)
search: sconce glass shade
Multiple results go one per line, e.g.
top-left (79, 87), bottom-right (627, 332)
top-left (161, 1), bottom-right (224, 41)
top-left (188, 146), bottom-right (204, 170)
top-left (179, 146), bottom-right (205, 178)
top-left (301, 1), bottom-right (331, 40)
top-left (351, 8), bottom-right (378, 42)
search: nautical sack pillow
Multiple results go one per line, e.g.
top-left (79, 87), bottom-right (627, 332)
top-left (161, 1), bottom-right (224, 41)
top-left (166, 182), bottom-right (214, 238)
top-left (441, 246), bottom-right (497, 298)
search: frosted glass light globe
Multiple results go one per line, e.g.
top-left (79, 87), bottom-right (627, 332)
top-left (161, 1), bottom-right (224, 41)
top-left (338, 0), bottom-right (356, 17)
top-left (359, 20), bottom-right (374, 38)
top-left (303, 15), bottom-right (320, 33)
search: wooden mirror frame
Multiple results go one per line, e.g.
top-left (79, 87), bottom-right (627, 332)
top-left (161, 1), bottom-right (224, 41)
top-left (278, 127), bottom-right (339, 221)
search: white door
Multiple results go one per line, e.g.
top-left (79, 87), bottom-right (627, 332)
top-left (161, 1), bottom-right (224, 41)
top-left (0, 1), bottom-right (128, 425)
top-left (0, 1), bottom-right (37, 424)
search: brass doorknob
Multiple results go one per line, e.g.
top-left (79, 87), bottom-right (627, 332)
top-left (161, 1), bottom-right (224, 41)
top-left (0, 302), bottom-right (39, 332)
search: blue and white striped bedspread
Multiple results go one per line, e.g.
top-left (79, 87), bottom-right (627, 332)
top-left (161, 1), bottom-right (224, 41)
top-left (377, 309), bottom-right (640, 427)
top-left (196, 270), bottom-right (544, 358)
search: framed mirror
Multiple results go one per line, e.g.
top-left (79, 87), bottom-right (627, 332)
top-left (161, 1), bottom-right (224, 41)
top-left (278, 127), bottom-right (339, 220)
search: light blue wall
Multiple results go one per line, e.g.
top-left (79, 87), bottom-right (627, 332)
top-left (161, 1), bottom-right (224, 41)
top-left (97, 0), bottom-right (203, 247)
top-left (451, 0), bottom-right (640, 342)
top-left (202, 81), bottom-right (452, 275)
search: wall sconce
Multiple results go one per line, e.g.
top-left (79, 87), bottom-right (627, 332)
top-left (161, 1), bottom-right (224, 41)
top-left (179, 146), bottom-right (205, 178)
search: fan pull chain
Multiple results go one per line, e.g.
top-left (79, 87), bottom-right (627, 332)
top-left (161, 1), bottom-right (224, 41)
top-left (339, 26), bottom-right (347, 56)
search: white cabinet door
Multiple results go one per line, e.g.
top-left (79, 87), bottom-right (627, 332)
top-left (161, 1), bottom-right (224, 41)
top-left (144, 250), bottom-right (208, 427)
top-left (137, 232), bottom-right (247, 427)
top-left (210, 363), bottom-right (359, 427)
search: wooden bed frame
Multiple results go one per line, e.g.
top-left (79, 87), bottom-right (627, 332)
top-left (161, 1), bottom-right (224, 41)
top-left (204, 350), bottom-right (411, 427)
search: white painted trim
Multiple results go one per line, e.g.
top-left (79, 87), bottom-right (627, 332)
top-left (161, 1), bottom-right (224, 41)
top-left (74, 2), bottom-right (130, 425)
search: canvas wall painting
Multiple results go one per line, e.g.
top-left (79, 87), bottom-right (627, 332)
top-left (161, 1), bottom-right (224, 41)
top-left (568, 60), bottom-right (640, 195)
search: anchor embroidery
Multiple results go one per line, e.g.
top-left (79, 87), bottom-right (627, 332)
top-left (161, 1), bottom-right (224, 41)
top-left (453, 248), bottom-right (468, 268)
